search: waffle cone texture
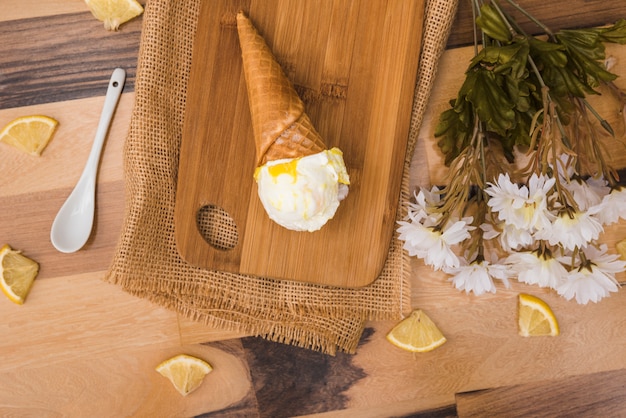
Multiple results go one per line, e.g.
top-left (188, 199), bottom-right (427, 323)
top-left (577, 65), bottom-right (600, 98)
top-left (236, 12), bottom-right (326, 166)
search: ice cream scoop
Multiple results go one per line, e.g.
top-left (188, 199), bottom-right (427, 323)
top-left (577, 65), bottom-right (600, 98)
top-left (255, 148), bottom-right (350, 232)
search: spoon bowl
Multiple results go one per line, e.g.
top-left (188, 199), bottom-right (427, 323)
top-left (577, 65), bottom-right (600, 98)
top-left (50, 68), bottom-right (126, 253)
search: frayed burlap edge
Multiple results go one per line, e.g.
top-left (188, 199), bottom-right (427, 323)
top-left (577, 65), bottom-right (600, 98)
top-left (104, 0), bottom-right (458, 355)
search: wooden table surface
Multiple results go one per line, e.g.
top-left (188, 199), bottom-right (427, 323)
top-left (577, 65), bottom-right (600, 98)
top-left (2, 1), bottom-right (626, 417)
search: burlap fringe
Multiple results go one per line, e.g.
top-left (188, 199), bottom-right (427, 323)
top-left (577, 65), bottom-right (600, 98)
top-left (105, 0), bottom-right (459, 355)
top-left (127, 288), bottom-right (365, 354)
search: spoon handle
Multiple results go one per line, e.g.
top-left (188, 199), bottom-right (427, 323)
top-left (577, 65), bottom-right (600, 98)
top-left (84, 68), bottom-right (126, 172)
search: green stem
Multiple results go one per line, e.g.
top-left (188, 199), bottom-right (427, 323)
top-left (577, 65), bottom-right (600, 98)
top-left (527, 54), bottom-right (546, 88)
top-left (471, 0), bottom-right (480, 56)
top-left (490, 1), bottom-right (518, 38)
top-left (503, 0), bottom-right (556, 39)
top-left (490, 2), bottom-right (549, 93)
top-left (582, 99), bottom-right (615, 137)
top-left (554, 111), bottom-right (572, 150)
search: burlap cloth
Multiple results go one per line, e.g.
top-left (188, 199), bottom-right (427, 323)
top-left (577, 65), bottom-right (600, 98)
top-left (105, 0), bottom-right (458, 355)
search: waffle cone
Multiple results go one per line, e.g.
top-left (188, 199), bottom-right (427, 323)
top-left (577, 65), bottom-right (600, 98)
top-left (236, 12), bottom-right (326, 166)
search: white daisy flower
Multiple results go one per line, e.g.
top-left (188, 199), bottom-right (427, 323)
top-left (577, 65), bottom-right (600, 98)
top-left (481, 221), bottom-right (535, 252)
top-left (406, 187), bottom-right (442, 225)
top-left (556, 245), bottom-right (624, 304)
top-left (505, 251), bottom-right (568, 289)
top-left (535, 209), bottom-right (603, 251)
top-left (485, 173), bottom-right (555, 231)
top-left (397, 217), bottom-right (473, 270)
top-left (596, 188), bottom-right (626, 225)
top-left (445, 255), bottom-right (510, 296)
top-left (563, 176), bottom-right (610, 211)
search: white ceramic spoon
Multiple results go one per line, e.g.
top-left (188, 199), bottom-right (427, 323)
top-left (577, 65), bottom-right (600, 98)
top-left (50, 68), bottom-right (126, 253)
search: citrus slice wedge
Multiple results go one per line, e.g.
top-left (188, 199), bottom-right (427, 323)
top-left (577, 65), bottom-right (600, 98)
top-left (518, 293), bottom-right (560, 337)
top-left (155, 354), bottom-right (213, 396)
top-left (386, 309), bottom-right (447, 352)
top-left (0, 244), bottom-right (40, 305)
top-left (84, 0), bottom-right (144, 31)
top-left (0, 115), bottom-right (58, 156)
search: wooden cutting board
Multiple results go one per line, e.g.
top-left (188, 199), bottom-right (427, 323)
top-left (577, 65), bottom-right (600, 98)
top-left (175, 0), bottom-right (425, 287)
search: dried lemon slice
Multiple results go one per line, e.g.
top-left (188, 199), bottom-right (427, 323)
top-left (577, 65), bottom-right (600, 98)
top-left (84, 0), bottom-right (144, 31)
top-left (518, 293), bottom-right (560, 337)
top-left (0, 244), bottom-right (40, 305)
top-left (386, 309), bottom-right (447, 352)
top-left (156, 354), bottom-right (213, 396)
top-left (0, 115), bottom-right (58, 156)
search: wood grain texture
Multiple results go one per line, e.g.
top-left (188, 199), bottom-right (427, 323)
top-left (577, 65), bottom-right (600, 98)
top-left (447, 0), bottom-right (626, 48)
top-left (175, 0), bottom-right (425, 287)
top-left (0, 94), bottom-right (134, 278)
top-left (0, 338), bottom-right (257, 417)
top-left (455, 368), bottom-right (626, 417)
top-left (2, 3), bottom-right (626, 417)
top-left (0, 11), bottom-right (141, 109)
top-left (240, 329), bottom-right (372, 417)
top-left (0, 95), bottom-right (133, 195)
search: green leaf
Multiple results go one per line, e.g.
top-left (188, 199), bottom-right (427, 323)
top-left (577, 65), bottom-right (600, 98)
top-left (503, 74), bottom-right (534, 113)
top-left (465, 69), bottom-right (517, 136)
top-left (435, 100), bottom-right (475, 166)
top-left (597, 19), bottom-right (626, 44)
top-left (556, 30), bottom-right (618, 88)
top-left (476, 3), bottom-right (511, 42)
top-left (528, 37), bottom-right (567, 68)
top-left (557, 29), bottom-right (606, 60)
top-left (512, 112), bottom-right (533, 148)
top-left (543, 65), bottom-right (594, 98)
top-left (470, 40), bottom-right (529, 79)
top-left (527, 33), bottom-right (610, 99)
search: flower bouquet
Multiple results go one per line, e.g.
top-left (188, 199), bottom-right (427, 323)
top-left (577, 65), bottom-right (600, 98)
top-left (399, 0), bottom-right (626, 304)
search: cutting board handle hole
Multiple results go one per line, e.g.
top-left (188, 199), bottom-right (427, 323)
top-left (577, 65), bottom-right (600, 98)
top-left (196, 204), bottom-right (239, 251)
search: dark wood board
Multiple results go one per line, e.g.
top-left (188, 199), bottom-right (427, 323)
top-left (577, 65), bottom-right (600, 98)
top-left (455, 368), bottom-right (626, 417)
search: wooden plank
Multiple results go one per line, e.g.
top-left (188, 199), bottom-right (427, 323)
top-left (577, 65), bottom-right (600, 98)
top-left (0, 337), bottom-right (258, 416)
top-left (455, 368), bottom-right (626, 417)
top-left (0, 94), bottom-right (133, 196)
top-left (0, 11), bottom-right (141, 109)
top-left (0, 181), bottom-right (124, 278)
top-left (448, 0), bottom-right (626, 48)
top-left (0, 272), bottom-right (181, 373)
top-left (175, 0), bottom-right (425, 287)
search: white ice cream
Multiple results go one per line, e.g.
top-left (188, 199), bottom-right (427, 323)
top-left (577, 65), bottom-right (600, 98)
top-left (254, 148), bottom-right (350, 232)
